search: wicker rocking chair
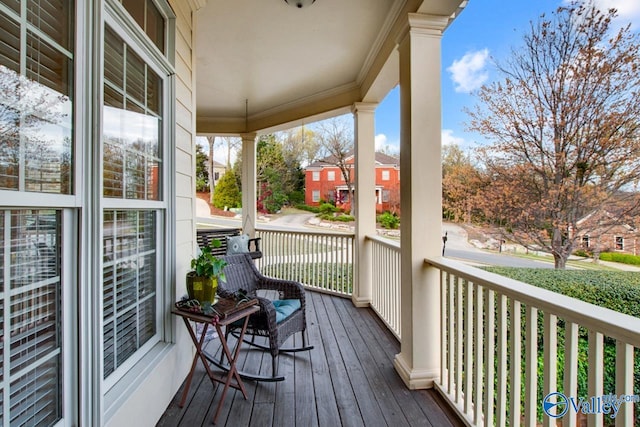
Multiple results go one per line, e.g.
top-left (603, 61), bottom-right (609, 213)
top-left (215, 253), bottom-right (313, 381)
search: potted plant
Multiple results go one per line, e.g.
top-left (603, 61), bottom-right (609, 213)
top-left (186, 239), bottom-right (227, 305)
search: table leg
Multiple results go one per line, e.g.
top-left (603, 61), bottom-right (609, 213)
top-left (178, 318), bottom-right (211, 408)
top-left (211, 315), bottom-right (252, 424)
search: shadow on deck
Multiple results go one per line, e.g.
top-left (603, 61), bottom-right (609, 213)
top-left (157, 291), bottom-right (463, 427)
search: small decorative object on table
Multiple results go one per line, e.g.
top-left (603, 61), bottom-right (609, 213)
top-left (186, 238), bottom-right (227, 305)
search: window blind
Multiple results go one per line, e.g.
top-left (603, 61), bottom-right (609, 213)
top-left (102, 210), bottom-right (157, 377)
top-left (1, 210), bottom-right (62, 426)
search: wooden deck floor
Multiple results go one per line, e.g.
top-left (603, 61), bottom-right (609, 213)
top-left (157, 291), bottom-right (463, 427)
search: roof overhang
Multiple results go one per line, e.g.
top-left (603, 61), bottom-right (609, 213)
top-left (194, 0), bottom-right (467, 135)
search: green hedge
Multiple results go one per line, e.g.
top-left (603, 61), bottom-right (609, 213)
top-left (377, 211), bottom-right (400, 229)
top-left (482, 268), bottom-right (640, 425)
top-left (483, 268), bottom-right (640, 317)
top-left (600, 252), bottom-right (640, 266)
top-left (294, 204), bottom-right (321, 213)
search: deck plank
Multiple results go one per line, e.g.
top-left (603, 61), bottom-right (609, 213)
top-left (158, 291), bottom-right (463, 427)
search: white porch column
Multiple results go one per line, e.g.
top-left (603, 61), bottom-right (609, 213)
top-left (352, 102), bottom-right (377, 307)
top-left (393, 13), bottom-right (448, 389)
top-left (241, 133), bottom-right (257, 237)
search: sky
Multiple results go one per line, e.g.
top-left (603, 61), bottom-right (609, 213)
top-left (200, 0), bottom-right (640, 162)
top-left (373, 0), bottom-right (640, 154)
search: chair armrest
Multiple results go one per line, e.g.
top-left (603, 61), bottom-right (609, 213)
top-left (257, 276), bottom-right (305, 302)
top-left (255, 296), bottom-right (278, 323)
top-left (248, 237), bottom-right (261, 252)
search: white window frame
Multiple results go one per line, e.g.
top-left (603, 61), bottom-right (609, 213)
top-left (0, 1), bottom-right (84, 424)
top-left (381, 170), bottom-right (390, 181)
top-left (312, 190), bottom-right (320, 202)
top-left (312, 171), bottom-right (320, 181)
top-left (100, 0), bottom-right (175, 398)
top-left (615, 236), bottom-right (624, 250)
top-left (327, 170), bottom-right (335, 181)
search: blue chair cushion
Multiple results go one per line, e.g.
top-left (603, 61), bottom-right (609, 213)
top-left (273, 299), bottom-right (301, 324)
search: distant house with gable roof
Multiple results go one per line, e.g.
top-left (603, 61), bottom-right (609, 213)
top-left (575, 209), bottom-right (639, 255)
top-left (305, 152), bottom-right (400, 213)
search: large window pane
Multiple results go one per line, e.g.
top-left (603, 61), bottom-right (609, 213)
top-left (27, 0), bottom-right (74, 51)
top-left (0, 5), bottom-right (73, 194)
top-left (0, 10), bottom-right (20, 73)
top-left (103, 106), bottom-right (160, 199)
top-left (0, 209), bottom-right (63, 426)
top-left (103, 28), bottom-right (162, 201)
top-left (102, 210), bottom-right (157, 378)
top-left (121, 0), bottom-right (165, 54)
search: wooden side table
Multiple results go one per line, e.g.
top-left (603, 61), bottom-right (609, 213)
top-left (172, 298), bottom-right (259, 424)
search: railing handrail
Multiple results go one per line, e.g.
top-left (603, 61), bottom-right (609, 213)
top-left (256, 226), bottom-right (355, 238)
top-left (426, 255), bottom-right (640, 347)
top-left (365, 234), bottom-right (400, 251)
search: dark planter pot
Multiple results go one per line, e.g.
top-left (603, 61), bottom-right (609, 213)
top-left (186, 271), bottom-right (219, 304)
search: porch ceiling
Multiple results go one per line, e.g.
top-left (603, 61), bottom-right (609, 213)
top-left (194, 0), bottom-right (467, 134)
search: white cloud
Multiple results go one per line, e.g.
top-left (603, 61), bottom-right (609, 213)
top-left (374, 133), bottom-right (399, 154)
top-left (564, 0), bottom-right (640, 29)
top-left (441, 129), bottom-right (465, 146)
top-left (593, 0), bottom-right (640, 21)
top-left (447, 49), bottom-right (490, 93)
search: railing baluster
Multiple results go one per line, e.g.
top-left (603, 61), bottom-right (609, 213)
top-left (474, 284), bottom-right (484, 425)
top-left (564, 321), bottom-right (579, 427)
top-left (615, 342), bottom-right (633, 427)
top-left (456, 276), bottom-right (464, 406)
top-left (525, 306), bottom-right (538, 427)
top-left (496, 294), bottom-right (508, 427)
top-left (587, 331), bottom-right (603, 427)
top-left (448, 272), bottom-right (455, 394)
top-left (441, 269), bottom-right (448, 392)
top-left (484, 289), bottom-right (496, 427)
top-left (465, 279), bottom-right (473, 415)
top-left (510, 299), bottom-right (522, 427)
top-left (543, 313), bottom-right (557, 427)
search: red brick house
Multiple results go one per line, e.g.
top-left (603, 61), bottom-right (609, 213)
top-left (305, 152), bottom-right (400, 213)
top-left (576, 210), bottom-right (639, 255)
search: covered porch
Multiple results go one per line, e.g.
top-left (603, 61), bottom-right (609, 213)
top-left (158, 290), bottom-right (463, 426)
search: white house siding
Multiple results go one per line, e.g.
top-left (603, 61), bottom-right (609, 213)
top-left (105, 1), bottom-right (197, 426)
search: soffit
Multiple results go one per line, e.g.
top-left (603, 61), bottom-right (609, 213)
top-left (194, 0), bottom-right (466, 133)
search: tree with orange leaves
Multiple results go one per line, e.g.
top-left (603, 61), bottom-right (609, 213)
top-left (468, 2), bottom-right (640, 268)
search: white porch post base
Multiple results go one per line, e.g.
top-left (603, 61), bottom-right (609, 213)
top-left (393, 353), bottom-right (439, 389)
top-left (351, 295), bottom-right (370, 308)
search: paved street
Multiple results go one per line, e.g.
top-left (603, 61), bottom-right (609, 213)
top-left (196, 208), bottom-right (638, 270)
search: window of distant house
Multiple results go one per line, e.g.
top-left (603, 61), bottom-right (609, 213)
top-left (214, 172), bottom-right (220, 180)
top-left (382, 190), bottom-right (390, 203)
top-left (312, 190), bottom-right (320, 202)
top-left (582, 235), bottom-right (590, 248)
top-left (615, 236), bottom-right (624, 250)
top-left (312, 171), bottom-right (320, 181)
top-left (382, 170), bottom-right (390, 181)
top-left (327, 170), bottom-right (335, 181)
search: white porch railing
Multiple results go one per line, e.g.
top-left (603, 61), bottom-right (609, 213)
top-left (427, 256), bottom-right (640, 427)
top-left (255, 228), bottom-right (354, 296)
top-left (254, 228), bottom-right (639, 426)
top-left (367, 235), bottom-right (401, 339)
